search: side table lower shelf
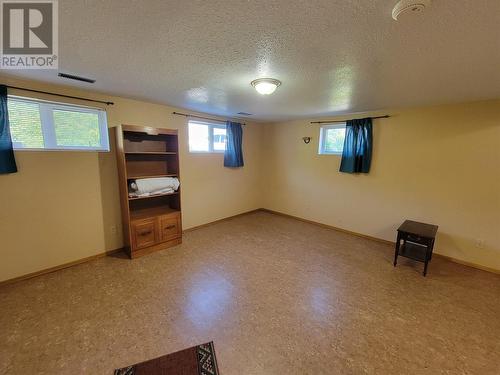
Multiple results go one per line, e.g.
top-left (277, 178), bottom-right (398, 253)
top-left (399, 242), bottom-right (428, 263)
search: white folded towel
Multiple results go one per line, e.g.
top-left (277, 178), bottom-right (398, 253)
top-left (131, 177), bottom-right (180, 195)
top-left (129, 187), bottom-right (175, 198)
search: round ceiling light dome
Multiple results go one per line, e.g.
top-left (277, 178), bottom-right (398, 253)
top-left (251, 78), bottom-right (281, 95)
top-left (392, 0), bottom-right (431, 20)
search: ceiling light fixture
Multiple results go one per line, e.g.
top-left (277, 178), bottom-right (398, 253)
top-left (392, 0), bottom-right (431, 20)
top-left (251, 78), bottom-right (281, 95)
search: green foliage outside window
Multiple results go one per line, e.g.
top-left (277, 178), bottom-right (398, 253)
top-left (324, 128), bottom-right (345, 153)
top-left (54, 110), bottom-right (100, 147)
top-left (8, 100), bottom-right (44, 148)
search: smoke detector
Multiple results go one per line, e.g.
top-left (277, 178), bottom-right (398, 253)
top-left (392, 0), bottom-right (431, 20)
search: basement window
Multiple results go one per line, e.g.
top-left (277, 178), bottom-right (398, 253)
top-left (7, 96), bottom-right (109, 151)
top-left (188, 120), bottom-right (226, 153)
top-left (318, 123), bottom-right (346, 155)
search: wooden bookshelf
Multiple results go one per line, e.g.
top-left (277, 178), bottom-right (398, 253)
top-left (116, 124), bottom-right (182, 258)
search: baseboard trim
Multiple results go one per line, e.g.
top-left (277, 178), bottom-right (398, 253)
top-left (432, 254), bottom-right (500, 275)
top-left (0, 248), bottom-right (124, 287)
top-left (1, 209), bottom-right (262, 287)
top-left (183, 209), bottom-right (262, 233)
top-left (259, 208), bottom-right (394, 245)
top-left (259, 208), bottom-right (500, 275)
top-left (3, 207), bottom-right (498, 286)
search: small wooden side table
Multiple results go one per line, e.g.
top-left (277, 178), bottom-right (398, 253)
top-left (394, 220), bottom-right (438, 276)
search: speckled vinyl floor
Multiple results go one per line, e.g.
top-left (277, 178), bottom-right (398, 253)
top-left (1, 211), bottom-right (499, 374)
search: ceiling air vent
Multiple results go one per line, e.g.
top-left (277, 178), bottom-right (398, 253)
top-left (237, 112), bottom-right (253, 116)
top-left (58, 72), bottom-right (96, 83)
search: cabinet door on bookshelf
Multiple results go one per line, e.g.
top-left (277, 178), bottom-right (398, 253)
top-left (131, 219), bottom-right (157, 249)
top-left (159, 214), bottom-right (181, 241)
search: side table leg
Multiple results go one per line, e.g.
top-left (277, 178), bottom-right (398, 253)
top-left (423, 246), bottom-right (431, 276)
top-left (394, 233), bottom-right (401, 267)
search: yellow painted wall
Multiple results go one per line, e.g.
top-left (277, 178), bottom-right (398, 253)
top-left (1, 75), bottom-right (499, 282)
top-left (0, 76), bottom-right (264, 281)
top-left (262, 100), bottom-right (500, 271)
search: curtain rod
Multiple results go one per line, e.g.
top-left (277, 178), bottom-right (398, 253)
top-left (310, 115), bottom-right (390, 124)
top-left (172, 111), bottom-right (246, 126)
top-left (5, 85), bottom-right (114, 105)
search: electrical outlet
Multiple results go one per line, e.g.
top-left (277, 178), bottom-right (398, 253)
top-left (110, 226), bottom-right (117, 235)
top-left (475, 238), bottom-right (485, 248)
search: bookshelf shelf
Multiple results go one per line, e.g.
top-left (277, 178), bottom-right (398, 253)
top-left (128, 191), bottom-right (180, 201)
top-left (127, 174), bottom-right (178, 180)
top-left (125, 151), bottom-right (177, 155)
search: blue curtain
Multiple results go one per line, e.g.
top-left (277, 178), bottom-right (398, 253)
top-left (0, 85), bottom-right (17, 174)
top-left (339, 117), bottom-right (372, 173)
top-left (224, 121), bottom-right (244, 168)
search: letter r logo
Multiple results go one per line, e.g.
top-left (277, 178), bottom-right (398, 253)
top-left (2, 1), bottom-right (54, 54)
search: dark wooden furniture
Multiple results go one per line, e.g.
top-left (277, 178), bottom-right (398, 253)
top-left (394, 220), bottom-right (438, 276)
top-left (116, 124), bottom-right (182, 258)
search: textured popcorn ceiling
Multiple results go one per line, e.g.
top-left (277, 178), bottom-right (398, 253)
top-left (4, 0), bottom-right (500, 121)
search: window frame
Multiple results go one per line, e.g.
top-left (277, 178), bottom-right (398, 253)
top-left (188, 120), bottom-right (227, 153)
top-left (318, 123), bottom-right (346, 155)
top-left (8, 95), bottom-right (110, 152)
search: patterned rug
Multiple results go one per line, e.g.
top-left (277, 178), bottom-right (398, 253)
top-left (114, 342), bottom-right (220, 375)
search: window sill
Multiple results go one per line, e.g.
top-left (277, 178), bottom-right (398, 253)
top-left (189, 151), bottom-right (225, 154)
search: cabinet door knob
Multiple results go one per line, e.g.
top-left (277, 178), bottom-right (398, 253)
top-left (139, 230), bottom-right (152, 236)
top-left (165, 225), bottom-right (176, 230)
